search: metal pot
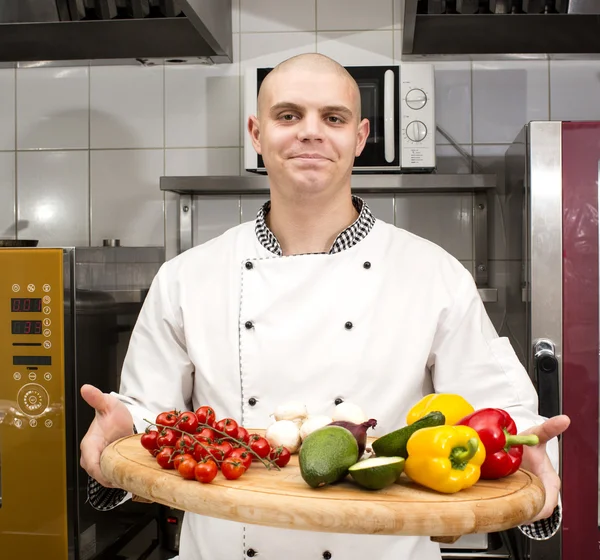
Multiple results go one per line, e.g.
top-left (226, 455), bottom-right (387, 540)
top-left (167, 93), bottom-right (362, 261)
top-left (0, 240), bottom-right (39, 247)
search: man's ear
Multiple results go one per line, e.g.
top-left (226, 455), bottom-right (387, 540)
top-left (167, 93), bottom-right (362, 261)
top-left (355, 117), bottom-right (370, 157)
top-left (248, 115), bottom-right (262, 155)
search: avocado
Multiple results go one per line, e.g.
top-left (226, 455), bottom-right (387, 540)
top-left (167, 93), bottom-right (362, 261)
top-left (371, 411), bottom-right (445, 458)
top-left (348, 456), bottom-right (405, 490)
top-left (299, 426), bottom-right (359, 488)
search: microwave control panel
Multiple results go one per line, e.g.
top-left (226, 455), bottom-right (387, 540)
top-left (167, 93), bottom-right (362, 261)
top-left (400, 63), bottom-right (436, 169)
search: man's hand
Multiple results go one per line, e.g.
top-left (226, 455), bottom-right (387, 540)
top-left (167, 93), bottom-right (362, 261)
top-left (519, 414), bottom-right (570, 521)
top-left (80, 384), bottom-right (134, 488)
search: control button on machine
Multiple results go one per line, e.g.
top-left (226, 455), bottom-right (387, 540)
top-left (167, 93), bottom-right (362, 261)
top-left (44, 372), bottom-right (52, 381)
top-left (17, 383), bottom-right (50, 417)
top-left (45, 419), bottom-right (53, 428)
top-left (43, 318), bottom-right (51, 327)
top-left (43, 284), bottom-right (51, 292)
top-left (29, 419), bottom-right (38, 428)
top-left (14, 419), bottom-right (22, 428)
top-left (43, 340), bottom-right (52, 349)
top-left (28, 372), bottom-right (37, 381)
top-left (12, 284), bottom-right (20, 292)
top-left (405, 88), bottom-right (428, 110)
top-left (43, 296), bottom-right (51, 304)
top-left (43, 306), bottom-right (51, 315)
top-left (44, 329), bottom-right (51, 337)
top-left (27, 284), bottom-right (35, 292)
top-left (13, 372), bottom-right (21, 381)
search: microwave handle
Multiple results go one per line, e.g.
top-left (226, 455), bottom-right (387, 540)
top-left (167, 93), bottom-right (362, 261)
top-left (384, 69), bottom-right (395, 163)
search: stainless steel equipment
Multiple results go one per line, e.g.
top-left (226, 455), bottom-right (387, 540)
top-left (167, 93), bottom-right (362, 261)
top-left (505, 121), bottom-right (600, 559)
top-left (0, 0), bottom-right (232, 66)
top-left (0, 244), bottom-right (164, 559)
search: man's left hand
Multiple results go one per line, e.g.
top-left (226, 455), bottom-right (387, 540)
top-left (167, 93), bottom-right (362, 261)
top-left (518, 414), bottom-right (571, 521)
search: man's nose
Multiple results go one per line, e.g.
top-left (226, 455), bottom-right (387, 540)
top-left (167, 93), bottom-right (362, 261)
top-left (297, 113), bottom-right (324, 141)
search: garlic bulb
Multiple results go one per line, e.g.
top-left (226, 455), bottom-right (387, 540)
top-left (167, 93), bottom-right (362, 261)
top-left (332, 401), bottom-right (367, 424)
top-left (265, 420), bottom-right (302, 454)
top-left (272, 401), bottom-right (308, 425)
top-left (299, 415), bottom-right (333, 441)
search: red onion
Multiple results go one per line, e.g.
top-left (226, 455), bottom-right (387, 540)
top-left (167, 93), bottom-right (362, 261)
top-left (327, 419), bottom-right (377, 456)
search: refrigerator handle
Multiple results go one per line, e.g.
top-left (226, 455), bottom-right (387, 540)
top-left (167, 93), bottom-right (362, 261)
top-left (533, 339), bottom-right (560, 418)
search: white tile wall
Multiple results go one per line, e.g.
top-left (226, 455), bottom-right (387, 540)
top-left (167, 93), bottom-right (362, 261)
top-left (17, 67), bottom-right (89, 150)
top-left (4, 0), bottom-right (600, 337)
top-left (17, 151), bottom-right (89, 246)
top-left (0, 152), bottom-right (15, 238)
top-left (0, 69), bottom-right (16, 151)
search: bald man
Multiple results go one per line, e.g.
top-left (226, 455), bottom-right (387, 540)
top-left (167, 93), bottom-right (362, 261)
top-left (80, 53), bottom-right (568, 560)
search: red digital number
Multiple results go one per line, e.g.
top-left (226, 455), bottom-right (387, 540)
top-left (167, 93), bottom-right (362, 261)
top-left (23, 299), bottom-right (31, 312)
top-left (34, 322), bottom-right (42, 334)
top-left (24, 321), bottom-right (31, 334)
top-left (12, 299), bottom-right (20, 312)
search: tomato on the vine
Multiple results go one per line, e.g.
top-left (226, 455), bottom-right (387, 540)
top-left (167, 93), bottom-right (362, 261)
top-left (173, 452), bottom-right (195, 470)
top-left (236, 426), bottom-right (250, 445)
top-left (269, 446), bottom-right (291, 468)
top-left (174, 434), bottom-right (195, 452)
top-left (140, 430), bottom-right (159, 452)
top-left (194, 459), bottom-right (218, 483)
top-left (195, 406), bottom-right (216, 427)
top-left (249, 434), bottom-right (271, 459)
top-left (157, 428), bottom-right (178, 448)
top-left (221, 458), bottom-right (246, 480)
top-left (176, 411), bottom-right (199, 434)
top-left (229, 448), bottom-right (252, 470)
top-left (155, 411), bottom-right (178, 428)
top-left (215, 418), bottom-right (239, 437)
top-left (156, 447), bottom-right (176, 469)
top-left (196, 427), bottom-right (216, 443)
top-left (194, 443), bottom-right (224, 463)
top-left (214, 440), bottom-right (234, 459)
top-left (178, 457), bottom-right (198, 480)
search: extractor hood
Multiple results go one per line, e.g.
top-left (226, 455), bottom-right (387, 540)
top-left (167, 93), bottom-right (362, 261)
top-left (402, 0), bottom-right (600, 59)
top-left (0, 0), bottom-right (232, 67)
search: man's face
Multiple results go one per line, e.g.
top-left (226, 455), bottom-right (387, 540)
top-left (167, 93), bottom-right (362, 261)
top-left (248, 67), bottom-right (369, 196)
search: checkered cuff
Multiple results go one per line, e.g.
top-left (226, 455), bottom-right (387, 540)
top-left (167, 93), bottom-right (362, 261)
top-left (518, 505), bottom-right (561, 540)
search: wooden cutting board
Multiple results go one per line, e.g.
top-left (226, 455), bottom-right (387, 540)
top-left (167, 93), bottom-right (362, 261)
top-left (100, 434), bottom-right (545, 539)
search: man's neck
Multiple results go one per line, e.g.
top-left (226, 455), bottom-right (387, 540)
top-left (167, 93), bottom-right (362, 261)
top-left (266, 191), bottom-right (358, 256)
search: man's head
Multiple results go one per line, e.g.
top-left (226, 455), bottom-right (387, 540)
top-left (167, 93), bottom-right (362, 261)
top-left (248, 53), bottom-right (369, 200)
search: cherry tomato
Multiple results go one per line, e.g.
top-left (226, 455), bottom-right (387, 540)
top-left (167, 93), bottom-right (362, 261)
top-left (156, 447), bottom-right (176, 469)
top-left (176, 411), bottom-right (199, 434)
top-left (174, 434), bottom-right (195, 453)
top-left (194, 459), bottom-right (218, 483)
top-left (215, 418), bottom-right (239, 438)
top-left (249, 434), bottom-right (271, 459)
top-left (172, 452), bottom-right (194, 469)
top-left (178, 457), bottom-right (198, 480)
top-left (140, 430), bottom-right (159, 452)
top-left (155, 411), bottom-right (178, 428)
top-left (214, 440), bottom-right (234, 458)
top-left (229, 448), bottom-right (252, 470)
top-left (195, 406), bottom-right (216, 427)
top-left (157, 428), bottom-right (178, 448)
top-left (197, 427), bottom-right (216, 443)
top-left (194, 444), bottom-right (224, 463)
top-left (221, 458), bottom-right (246, 480)
top-left (236, 426), bottom-right (250, 445)
top-left (269, 446), bottom-right (291, 468)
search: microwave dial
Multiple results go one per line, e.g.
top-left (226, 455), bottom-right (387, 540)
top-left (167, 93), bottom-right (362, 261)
top-left (406, 121), bottom-right (428, 143)
top-left (405, 88), bottom-right (428, 110)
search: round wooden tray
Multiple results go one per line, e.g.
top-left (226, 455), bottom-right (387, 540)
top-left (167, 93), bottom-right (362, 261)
top-left (100, 433), bottom-right (545, 538)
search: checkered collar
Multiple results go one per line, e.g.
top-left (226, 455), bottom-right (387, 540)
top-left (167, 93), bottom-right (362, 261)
top-left (255, 196), bottom-right (375, 256)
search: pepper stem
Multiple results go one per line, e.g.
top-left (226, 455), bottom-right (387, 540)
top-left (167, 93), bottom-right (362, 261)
top-left (504, 433), bottom-right (539, 448)
top-left (449, 437), bottom-right (479, 470)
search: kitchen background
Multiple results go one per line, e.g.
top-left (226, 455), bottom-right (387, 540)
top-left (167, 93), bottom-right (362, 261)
top-left (1, 0), bottom-right (600, 355)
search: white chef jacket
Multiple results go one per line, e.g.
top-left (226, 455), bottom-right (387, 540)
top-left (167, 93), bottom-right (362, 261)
top-left (114, 218), bottom-right (558, 560)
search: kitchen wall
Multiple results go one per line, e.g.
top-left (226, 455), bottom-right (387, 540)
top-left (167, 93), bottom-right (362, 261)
top-left (2, 0), bottom-right (600, 345)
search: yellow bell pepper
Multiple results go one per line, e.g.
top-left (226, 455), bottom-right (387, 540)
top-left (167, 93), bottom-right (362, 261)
top-left (404, 425), bottom-right (486, 493)
top-left (407, 393), bottom-right (474, 426)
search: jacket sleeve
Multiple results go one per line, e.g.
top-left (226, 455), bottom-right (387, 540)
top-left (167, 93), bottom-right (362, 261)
top-left (112, 261), bottom-right (195, 433)
top-left (427, 268), bottom-right (560, 538)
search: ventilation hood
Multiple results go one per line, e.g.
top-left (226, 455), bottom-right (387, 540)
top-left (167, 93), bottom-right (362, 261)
top-left (402, 0), bottom-right (600, 59)
top-left (0, 0), bottom-right (232, 67)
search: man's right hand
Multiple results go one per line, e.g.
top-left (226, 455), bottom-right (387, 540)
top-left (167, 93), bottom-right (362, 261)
top-left (80, 384), bottom-right (134, 488)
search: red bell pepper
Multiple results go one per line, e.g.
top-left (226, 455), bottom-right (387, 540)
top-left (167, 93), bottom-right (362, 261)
top-left (456, 408), bottom-right (539, 479)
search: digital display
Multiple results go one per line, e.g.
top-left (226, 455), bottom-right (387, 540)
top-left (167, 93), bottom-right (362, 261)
top-left (13, 356), bottom-right (51, 366)
top-left (12, 320), bottom-right (43, 335)
top-left (11, 298), bottom-right (42, 313)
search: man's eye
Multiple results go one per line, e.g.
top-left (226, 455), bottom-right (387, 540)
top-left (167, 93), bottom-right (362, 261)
top-left (328, 116), bottom-right (343, 124)
top-left (281, 114), bottom-right (297, 121)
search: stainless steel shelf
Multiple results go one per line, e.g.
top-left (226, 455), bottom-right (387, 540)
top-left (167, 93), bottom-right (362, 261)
top-left (160, 174), bottom-right (497, 195)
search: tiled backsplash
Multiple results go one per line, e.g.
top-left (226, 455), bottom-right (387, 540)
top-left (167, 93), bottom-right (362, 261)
top-left (2, 0), bottom-right (600, 338)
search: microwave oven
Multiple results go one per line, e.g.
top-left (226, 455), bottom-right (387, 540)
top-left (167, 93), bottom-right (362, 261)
top-left (244, 63), bottom-right (436, 174)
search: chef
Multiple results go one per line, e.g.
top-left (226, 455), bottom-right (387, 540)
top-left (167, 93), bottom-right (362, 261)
top-left (80, 53), bottom-right (570, 560)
